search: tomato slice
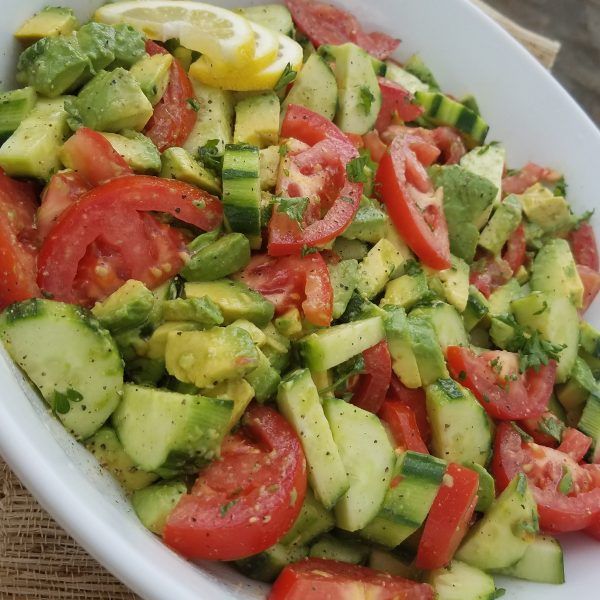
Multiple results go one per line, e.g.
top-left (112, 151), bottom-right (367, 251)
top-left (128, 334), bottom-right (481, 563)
top-left (557, 427), bottom-right (592, 463)
top-left (577, 264), bottom-right (600, 313)
top-left (502, 222), bottom-right (526, 274)
top-left (586, 514), bottom-right (600, 541)
top-left (269, 558), bottom-right (434, 600)
top-left (569, 222), bottom-right (599, 271)
top-left (492, 422), bottom-right (600, 532)
top-left (59, 127), bottom-right (132, 186)
top-left (375, 134), bottom-right (451, 270)
top-left (387, 376), bottom-right (431, 442)
top-left (164, 404), bottom-right (306, 561)
top-left (351, 340), bottom-right (392, 413)
top-left (37, 176), bottom-right (222, 303)
top-left (143, 40), bottom-right (197, 152)
top-left (469, 254), bottom-right (512, 297)
top-left (286, 0), bottom-right (400, 60)
top-left (375, 78), bottom-right (423, 133)
top-left (502, 162), bottom-right (560, 195)
top-left (519, 411), bottom-right (563, 447)
top-left (379, 401), bottom-right (428, 454)
top-left (430, 126), bottom-right (466, 165)
top-left (239, 252), bottom-right (333, 327)
top-left (415, 463), bottom-right (479, 570)
top-left (363, 130), bottom-right (387, 162)
top-left (446, 346), bottom-right (556, 420)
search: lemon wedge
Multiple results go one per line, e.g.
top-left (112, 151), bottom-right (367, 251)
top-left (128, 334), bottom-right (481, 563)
top-left (190, 32), bottom-right (303, 91)
top-left (94, 0), bottom-right (255, 68)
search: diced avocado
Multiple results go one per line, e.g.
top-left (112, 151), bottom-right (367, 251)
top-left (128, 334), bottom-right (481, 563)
top-left (310, 534), bottom-right (369, 565)
top-left (408, 315), bottom-right (449, 385)
top-left (91, 279), bottom-right (155, 332)
top-left (125, 356), bottom-right (166, 387)
top-left (274, 308), bottom-right (303, 338)
top-left (160, 146), bottom-right (221, 194)
top-left (234, 4), bottom-right (294, 35)
top-left (0, 97), bottom-right (69, 179)
top-left (404, 54), bottom-right (440, 90)
top-left (556, 357), bottom-right (598, 412)
top-left (463, 286), bottom-right (490, 332)
top-left (488, 278), bottom-right (522, 317)
top-left (328, 259), bottom-right (359, 320)
top-left (342, 197), bottom-right (388, 243)
top-left (234, 92), bottom-right (280, 148)
top-left (131, 481), bottom-right (187, 535)
top-left (160, 297), bottom-right (224, 326)
top-left (244, 349), bottom-right (280, 402)
top-left (384, 61), bottom-right (429, 94)
top-left (15, 6), bottom-right (78, 44)
top-left (519, 182), bottom-right (574, 234)
top-left (424, 255), bottom-right (470, 312)
top-left (478, 194), bottom-right (522, 255)
top-left (165, 325), bottom-right (258, 388)
top-left (181, 233), bottom-right (250, 281)
top-left (259, 145), bottom-right (280, 190)
top-left (229, 318), bottom-right (266, 345)
top-left (580, 320), bottom-right (600, 357)
top-left (76, 22), bottom-right (116, 74)
top-left (515, 264), bottom-right (530, 284)
top-left (144, 322), bottom-right (201, 360)
top-left (456, 473), bottom-right (538, 570)
top-left (111, 23), bottom-right (147, 69)
top-left (356, 239), bottom-right (406, 299)
top-left (235, 543), bottom-right (308, 583)
top-left (333, 237), bottom-right (369, 261)
top-left (412, 303), bottom-right (469, 351)
top-left (86, 426), bottom-right (158, 493)
top-left (183, 80), bottom-right (234, 155)
top-left (66, 68), bottom-right (153, 132)
top-left (201, 377), bottom-right (255, 430)
top-left (383, 218), bottom-right (414, 267)
top-left (460, 143), bottom-right (506, 215)
top-left (17, 35), bottom-right (90, 98)
top-left (101, 130), bottom-right (160, 174)
top-left (130, 53), bottom-right (173, 105)
top-left (430, 165), bottom-right (497, 263)
top-left (0, 87), bottom-right (37, 140)
top-left (381, 271), bottom-right (429, 310)
top-left (185, 280), bottom-right (274, 327)
top-left (383, 305), bottom-right (422, 388)
top-left (530, 238), bottom-right (584, 308)
top-left (463, 462), bottom-right (496, 512)
top-left (429, 560), bottom-right (497, 600)
top-left (112, 384), bottom-right (232, 475)
top-left (261, 322), bottom-right (291, 372)
top-left (341, 292), bottom-right (386, 323)
top-left (426, 379), bottom-right (492, 466)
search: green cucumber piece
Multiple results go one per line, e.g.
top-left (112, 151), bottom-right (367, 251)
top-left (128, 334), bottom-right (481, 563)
top-left (131, 481), bottom-right (187, 535)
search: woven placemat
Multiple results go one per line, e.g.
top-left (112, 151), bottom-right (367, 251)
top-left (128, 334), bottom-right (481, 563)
top-left (0, 5), bottom-right (560, 600)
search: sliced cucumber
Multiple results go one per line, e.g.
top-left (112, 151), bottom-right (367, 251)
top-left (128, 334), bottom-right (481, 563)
top-left (383, 305), bottom-right (422, 389)
top-left (309, 534), bottom-right (369, 565)
top-left (131, 481), bottom-right (187, 535)
top-left (0, 86), bottom-right (37, 140)
top-left (280, 488), bottom-right (335, 547)
top-left (463, 462), bottom-right (495, 512)
top-left (411, 302), bottom-right (469, 351)
top-left (578, 394), bottom-right (600, 462)
top-left (408, 315), bottom-right (449, 385)
top-left (234, 4), bottom-right (294, 36)
top-left (463, 286), bottom-right (490, 332)
top-left (429, 560), bottom-right (497, 600)
top-left (384, 61), bottom-right (429, 94)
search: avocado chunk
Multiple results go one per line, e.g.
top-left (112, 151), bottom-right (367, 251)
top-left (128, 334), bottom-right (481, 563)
top-left (425, 255), bottom-right (470, 312)
top-left (101, 130), bottom-right (161, 174)
top-left (160, 146), bottom-right (221, 194)
top-left (76, 22), bottom-right (116, 73)
top-left (15, 6), bottom-right (78, 44)
top-left (202, 377), bottom-right (255, 430)
top-left (132, 481), bottom-right (187, 535)
top-left (430, 165), bottom-right (498, 263)
top-left (342, 197), bottom-right (388, 243)
top-left (111, 24), bottom-right (147, 69)
top-left (356, 239), bottom-right (407, 299)
top-left (160, 297), bottom-right (224, 326)
top-left (130, 53), bottom-right (173, 106)
top-left (463, 285), bottom-right (490, 332)
top-left (185, 280), bottom-right (275, 327)
top-left (66, 68), bottom-right (153, 132)
top-left (383, 305), bottom-right (421, 388)
top-left (556, 357), bottom-right (599, 412)
top-left (274, 308), bottom-right (303, 338)
top-left (328, 260), bottom-right (359, 320)
top-left (17, 35), bottom-right (91, 97)
top-left (144, 321), bottom-right (202, 360)
top-left (165, 325), bottom-right (259, 388)
top-left (234, 92), bottom-right (280, 148)
top-left (381, 271), bottom-right (429, 310)
top-left (519, 182), bottom-right (573, 234)
top-left (259, 145), bottom-right (280, 191)
top-left (0, 87), bottom-right (37, 141)
top-left (478, 194), bottom-right (522, 255)
top-left (408, 315), bottom-right (449, 385)
top-left (91, 279), bottom-right (155, 332)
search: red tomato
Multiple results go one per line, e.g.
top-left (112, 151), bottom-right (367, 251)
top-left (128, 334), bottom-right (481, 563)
top-left (430, 126), bottom-right (466, 165)
top-left (502, 223), bottom-right (526, 274)
top-left (269, 558), bottom-right (434, 600)
top-left (363, 130), bottom-right (387, 162)
top-left (446, 346), bottom-right (556, 420)
top-left (351, 340), bottom-right (392, 413)
top-left (379, 401), bottom-right (428, 453)
top-left (519, 411), bottom-right (563, 447)
top-left (0, 170), bottom-right (40, 308)
top-left (164, 404), bottom-right (306, 561)
top-left (239, 252), bottom-right (333, 327)
top-left (345, 133), bottom-right (365, 149)
top-left (586, 514), bottom-right (600, 541)
top-left (286, 0), bottom-right (400, 60)
top-left (469, 255), bottom-right (512, 297)
top-left (492, 422), bottom-right (600, 532)
top-left (502, 162), bottom-right (559, 195)
top-left (569, 222), bottom-right (599, 271)
top-left (38, 171), bottom-right (91, 240)
top-left (387, 376), bottom-right (431, 442)
top-left (143, 40), bottom-right (197, 152)
top-left (558, 427), bottom-right (592, 463)
top-left (415, 463), bottom-right (479, 570)
top-left (375, 78), bottom-right (423, 133)
top-left (577, 264), bottom-right (600, 313)
top-left (59, 127), bottom-right (132, 186)
top-left (380, 125), bottom-right (440, 166)
top-left (37, 176), bottom-right (222, 304)
top-left (375, 134), bottom-right (451, 270)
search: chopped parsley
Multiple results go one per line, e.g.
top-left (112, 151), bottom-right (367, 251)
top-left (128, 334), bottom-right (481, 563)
top-left (278, 144), bottom-right (288, 157)
top-left (558, 466), bottom-right (573, 495)
top-left (403, 259), bottom-right (423, 277)
top-left (538, 414), bottom-right (565, 443)
top-left (276, 197), bottom-right (309, 224)
top-left (186, 98), bottom-right (201, 112)
top-left (300, 244), bottom-right (319, 257)
top-left (52, 387), bottom-right (83, 415)
top-left (219, 499), bottom-right (239, 517)
top-left (359, 85), bottom-right (375, 114)
top-left (274, 63), bottom-right (297, 92)
top-left (346, 149), bottom-right (377, 184)
top-left (198, 139), bottom-right (223, 173)
top-left (553, 176), bottom-right (567, 197)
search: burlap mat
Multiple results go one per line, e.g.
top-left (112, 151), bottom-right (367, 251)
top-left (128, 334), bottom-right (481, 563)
top-left (0, 5), bottom-right (560, 599)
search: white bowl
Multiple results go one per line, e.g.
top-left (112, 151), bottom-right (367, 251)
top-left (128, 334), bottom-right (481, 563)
top-left (1, 1), bottom-right (599, 599)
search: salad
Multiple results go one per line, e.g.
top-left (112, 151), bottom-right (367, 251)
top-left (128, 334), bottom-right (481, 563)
top-left (0, 0), bottom-right (599, 598)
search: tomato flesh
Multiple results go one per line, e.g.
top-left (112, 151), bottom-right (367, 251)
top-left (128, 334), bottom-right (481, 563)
top-left (502, 223), bottom-right (526, 274)
top-left (375, 78), bottom-right (423, 133)
top-left (387, 376), bottom-right (431, 442)
top-left (351, 340), bottom-right (392, 413)
top-left (570, 222), bottom-right (599, 271)
top-left (502, 162), bottom-right (559, 195)
top-left (379, 401), bottom-right (429, 454)
top-left (557, 427), bottom-right (592, 463)
top-left (577, 264), bottom-right (600, 313)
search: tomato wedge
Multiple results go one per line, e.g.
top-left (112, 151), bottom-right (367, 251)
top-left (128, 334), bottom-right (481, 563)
top-left (351, 340), bottom-right (392, 413)
top-left (492, 422), bottom-right (600, 532)
top-left (519, 410), bottom-right (563, 447)
top-left (569, 222), bottom-right (599, 271)
top-left (430, 126), bottom-right (466, 165)
top-left (376, 134), bottom-right (451, 270)
top-left (387, 376), bottom-right (431, 442)
top-left (446, 346), bottom-right (556, 420)
top-left (269, 558), bottom-right (434, 600)
top-left (469, 254), bottom-right (513, 297)
top-left (363, 130), bottom-right (387, 162)
top-left (557, 427), bottom-right (592, 463)
top-left (375, 78), bottom-right (423, 133)
top-left (502, 162), bottom-right (560, 195)
top-left (143, 40), bottom-right (197, 152)
top-left (239, 252), bottom-right (333, 327)
top-left (37, 176), bottom-right (222, 303)
top-left (415, 463), bottom-right (479, 570)
top-left (577, 264), bottom-right (600, 313)
top-left (502, 222), bottom-right (526, 274)
top-left (164, 404), bottom-right (306, 561)
top-left (586, 514), bottom-right (600, 541)
top-left (379, 401), bottom-right (428, 453)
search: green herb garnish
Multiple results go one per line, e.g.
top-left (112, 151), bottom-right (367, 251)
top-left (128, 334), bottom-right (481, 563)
top-left (274, 63), bottom-right (297, 92)
top-left (359, 85), bottom-right (375, 113)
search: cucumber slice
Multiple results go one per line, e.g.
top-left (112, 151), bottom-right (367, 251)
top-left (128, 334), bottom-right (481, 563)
top-left (384, 61), bottom-right (429, 94)
top-left (309, 534), bottom-right (369, 565)
top-left (328, 259), bottom-right (359, 320)
top-left (0, 87), bottom-right (37, 140)
top-left (280, 488), bottom-right (335, 547)
top-left (411, 303), bottom-right (469, 351)
top-left (235, 543), bottom-right (308, 583)
top-left (131, 481), bottom-right (187, 535)
top-left (429, 560), bottom-right (497, 600)
top-left (0, 299), bottom-right (123, 440)
top-left (383, 305), bottom-right (422, 389)
top-left (463, 286), bottom-right (490, 332)
top-left (463, 462), bottom-right (496, 513)
top-left (578, 394), bottom-right (600, 462)
top-left (323, 397), bottom-right (394, 531)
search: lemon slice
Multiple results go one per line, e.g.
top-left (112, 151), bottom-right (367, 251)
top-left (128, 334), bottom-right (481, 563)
top-left (196, 21), bottom-right (279, 77)
top-left (190, 32), bottom-right (303, 91)
top-left (94, 0), bottom-right (255, 68)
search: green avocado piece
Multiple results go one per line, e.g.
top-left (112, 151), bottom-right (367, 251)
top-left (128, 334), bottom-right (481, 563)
top-left (160, 146), bottom-right (221, 195)
top-left (430, 165), bottom-right (497, 263)
top-left (182, 233), bottom-right (251, 281)
top-left (76, 22), bottom-right (116, 73)
top-left (15, 6), bottom-right (78, 44)
top-left (111, 23), bottom-right (147, 69)
top-left (342, 197), bottom-right (388, 244)
top-left (329, 260), bottom-right (359, 320)
top-left (478, 194), bottom-right (522, 255)
top-left (130, 53), bottom-right (173, 106)
top-left (407, 315), bottom-right (449, 385)
top-left (160, 297), bottom-right (224, 326)
top-left (17, 35), bottom-right (91, 97)
top-left (132, 481), bottom-right (187, 534)
top-left (245, 349), bottom-right (281, 403)
top-left (66, 67), bottom-right (153, 132)
top-left (101, 130), bottom-right (160, 174)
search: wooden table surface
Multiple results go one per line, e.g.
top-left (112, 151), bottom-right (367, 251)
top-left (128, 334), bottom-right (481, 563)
top-left (489, 0), bottom-right (600, 125)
